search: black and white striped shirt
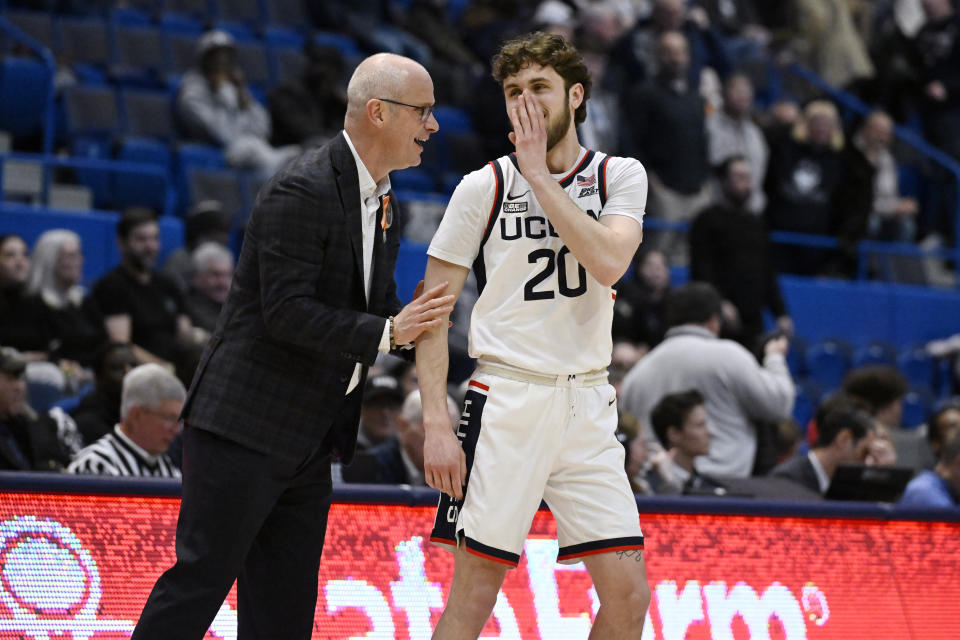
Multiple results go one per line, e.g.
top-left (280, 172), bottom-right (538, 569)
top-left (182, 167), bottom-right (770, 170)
top-left (67, 425), bottom-right (181, 478)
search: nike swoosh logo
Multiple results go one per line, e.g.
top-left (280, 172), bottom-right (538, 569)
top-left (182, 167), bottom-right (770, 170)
top-left (506, 190), bottom-right (530, 201)
top-left (608, 398), bottom-right (616, 406)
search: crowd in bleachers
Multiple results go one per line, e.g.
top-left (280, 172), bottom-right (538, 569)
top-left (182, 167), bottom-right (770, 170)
top-left (1, 0), bottom-right (960, 508)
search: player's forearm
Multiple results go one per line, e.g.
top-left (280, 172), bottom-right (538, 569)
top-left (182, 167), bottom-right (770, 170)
top-left (416, 326), bottom-right (453, 430)
top-left (527, 174), bottom-right (633, 287)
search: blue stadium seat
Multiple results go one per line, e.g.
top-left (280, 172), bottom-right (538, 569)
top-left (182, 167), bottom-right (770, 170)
top-left (70, 135), bottom-right (115, 209)
top-left (109, 6), bottom-right (153, 26)
top-left (792, 382), bottom-right (822, 431)
top-left (112, 23), bottom-right (167, 88)
top-left (312, 32), bottom-right (363, 58)
top-left (786, 336), bottom-right (807, 379)
top-left (902, 388), bottom-right (933, 429)
top-left (806, 339), bottom-right (852, 391)
top-left (216, 0), bottom-right (263, 30)
top-left (233, 40), bottom-right (270, 93)
top-left (265, 0), bottom-right (309, 30)
top-left (897, 346), bottom-right (936, 395)
top-left (114, 137), bottom-right (172, 212)
top-left (5, 10), bottom-right (57, 51)
top-left (57, 16), bottom-right (112, 82)
top-left (268, 44), bottom-right (305, 86)
top-left (159, 11), bottom-right (206, 37)
top-left (162, 0), bottom-right (214, 24)
top-left (0, 57), bottom-right (52, 141)
top-left (164, 31), bottom-right (201, 76)
top-left (264, 26), bottom-right (305, 49)
top-left (175, 143), bottom-right (225, 214)
top-left (62, 84), bottom-right (119, 137)
top-left (187, 166), bottom-right (247, 219)
top-left (432, 106), bottom-right (472, 134)
top-left (852, 341), bottom-right (897, 369)
top-left (391, 168), bottom-right (434, 193)
top-left (120, 89), bottom-right (176, 140)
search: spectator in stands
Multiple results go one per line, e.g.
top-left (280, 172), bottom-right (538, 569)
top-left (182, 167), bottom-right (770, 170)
top-left (620, 282), bottom-right (795, 478)
top-left (269, 43), bottom-right (348, 148)
top-left (404, 0), bottom-right (484, 107)
top-left (176, 30), bottom-right (300, 177)
top-left (619, 410), bottom-right (681, 495)
top-left (163, 200), bottom-right (232, 294)
top-left (899, 430), bottom-right (960, 508)
top-left (87, 207), bottom-right (199, 367)
top-left (650, 389), bottom-right (725, 494)
top-left (70, 342), bottom-right (137, 445)
top-left (843, 365), bottom-right (934, 469)
top-left (706, 72), bottom-right (769, 214)
top-left (356, 374), bottom-right (405, 451)
top-left (345, 389), bottom-right (459, 485)
top-left (764, 100), bottom-right (849, 275)
top-left (608, 0), bottom-right (730, 94)
top-left (695, 0), bottom-right (771, 63)
top-left (67, 363), bottom-right (184, 477)
top-left (184, 243), bottom-right (233, 334)
top-left (25, 229), bottom-right (106, 368)
top-left (776, 417), bottom-right (804, 465)
top-left (771, 399), bottom-right (878, 495)
top-left (0, 347), bottom-right (70, 471)
top-left (846, 110), bottom-right (919, 243)
top-left (760, 98), bottom-right (801, 146)
top-left (906, 0), bottom-right (960, 162)
top-left (690, 156), bottom-right (792, 346)
top-left (927, 400), bottom-right (960, 461)
top-left (612, 248), bottom-right (671, 352)
top-left (0, 234), bottom-right (52, 361)
top-left (625, 31), bottom-right (712, 263)
top-left (790, 0), bottom-right (875, 90)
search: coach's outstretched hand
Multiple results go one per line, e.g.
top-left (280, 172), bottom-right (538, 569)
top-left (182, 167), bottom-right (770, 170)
top-left (393, 280), bottom-right (455, 346)
top-left (424, 426), bottom-right (467, 500)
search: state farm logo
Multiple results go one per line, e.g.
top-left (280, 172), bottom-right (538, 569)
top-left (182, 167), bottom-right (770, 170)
top-left (0, 515), bottom-right (135, 638)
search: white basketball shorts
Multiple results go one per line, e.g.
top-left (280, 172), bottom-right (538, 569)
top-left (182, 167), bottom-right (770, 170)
top-left (430, 362), bottom-right (645, 567)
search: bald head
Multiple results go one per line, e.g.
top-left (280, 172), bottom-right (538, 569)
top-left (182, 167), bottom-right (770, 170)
top-left (346, 53), bottom-right (429, 119)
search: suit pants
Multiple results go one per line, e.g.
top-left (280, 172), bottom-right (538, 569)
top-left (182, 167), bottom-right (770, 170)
top-left (131, 424), bottom-right (333, 639)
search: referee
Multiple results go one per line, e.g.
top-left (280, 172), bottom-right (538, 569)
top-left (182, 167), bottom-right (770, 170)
top-left (67, 363), bottom-right (184, 477)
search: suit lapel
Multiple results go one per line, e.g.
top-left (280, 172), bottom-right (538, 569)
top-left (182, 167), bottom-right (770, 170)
top-left (331, 133), bottom-right (366, 305)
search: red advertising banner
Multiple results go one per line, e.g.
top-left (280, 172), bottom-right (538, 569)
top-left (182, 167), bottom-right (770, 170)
top-left (0, 491), bottom-right (956, 639)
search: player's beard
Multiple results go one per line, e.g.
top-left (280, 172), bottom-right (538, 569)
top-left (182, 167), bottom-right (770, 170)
top-left (545, 94), bottom-right (572, 152)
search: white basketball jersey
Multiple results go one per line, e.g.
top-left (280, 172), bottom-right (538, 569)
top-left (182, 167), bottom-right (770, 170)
top-left (428, 147), bottom-right (647, 375)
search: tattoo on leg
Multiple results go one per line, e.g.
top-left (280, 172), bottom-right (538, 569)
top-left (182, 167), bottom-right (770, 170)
top-left (615, 550), bottom-right (643, 562)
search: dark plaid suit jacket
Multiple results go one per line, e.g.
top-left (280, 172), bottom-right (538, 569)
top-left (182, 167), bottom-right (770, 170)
top-left (181, 132), bottom-right (405, 463)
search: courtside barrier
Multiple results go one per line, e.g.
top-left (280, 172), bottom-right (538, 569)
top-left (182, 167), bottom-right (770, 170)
top-left (0, 472), bottom-right (955, 639)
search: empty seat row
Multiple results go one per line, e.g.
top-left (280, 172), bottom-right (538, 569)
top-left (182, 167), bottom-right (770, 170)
top-left (5, 0), bottom-right (310, 33)
top-left (4, 11), bottom-right (341, 90)
top-left (787, 338), bottom-right (949, 394)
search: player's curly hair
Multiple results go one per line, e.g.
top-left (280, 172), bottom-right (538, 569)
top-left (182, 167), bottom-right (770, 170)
top-left (492, 31), bottom-right (592, 125)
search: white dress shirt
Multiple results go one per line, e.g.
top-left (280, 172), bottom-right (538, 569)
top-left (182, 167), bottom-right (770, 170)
top-left (343, 130), bottom-right (393, 394)
top-left (808, 450), bottom-right (831, 494)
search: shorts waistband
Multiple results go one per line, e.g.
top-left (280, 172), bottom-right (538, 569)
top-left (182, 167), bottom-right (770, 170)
top-left (477, 361), bottom-right (608, 387)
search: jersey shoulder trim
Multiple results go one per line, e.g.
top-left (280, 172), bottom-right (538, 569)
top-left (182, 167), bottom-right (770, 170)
top-left (599, 154), bottom-right (611, 208)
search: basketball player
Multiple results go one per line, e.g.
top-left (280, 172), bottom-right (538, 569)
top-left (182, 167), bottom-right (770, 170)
top-left (416, 32), bottom-right (650, 639)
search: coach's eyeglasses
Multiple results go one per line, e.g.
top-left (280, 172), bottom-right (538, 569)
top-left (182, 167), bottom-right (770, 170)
top-left (377, 98), bottom-right (435, 123)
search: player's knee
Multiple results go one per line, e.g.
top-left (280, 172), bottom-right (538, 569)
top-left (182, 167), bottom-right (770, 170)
top-left (600, 579), bottom-right (650, 626)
